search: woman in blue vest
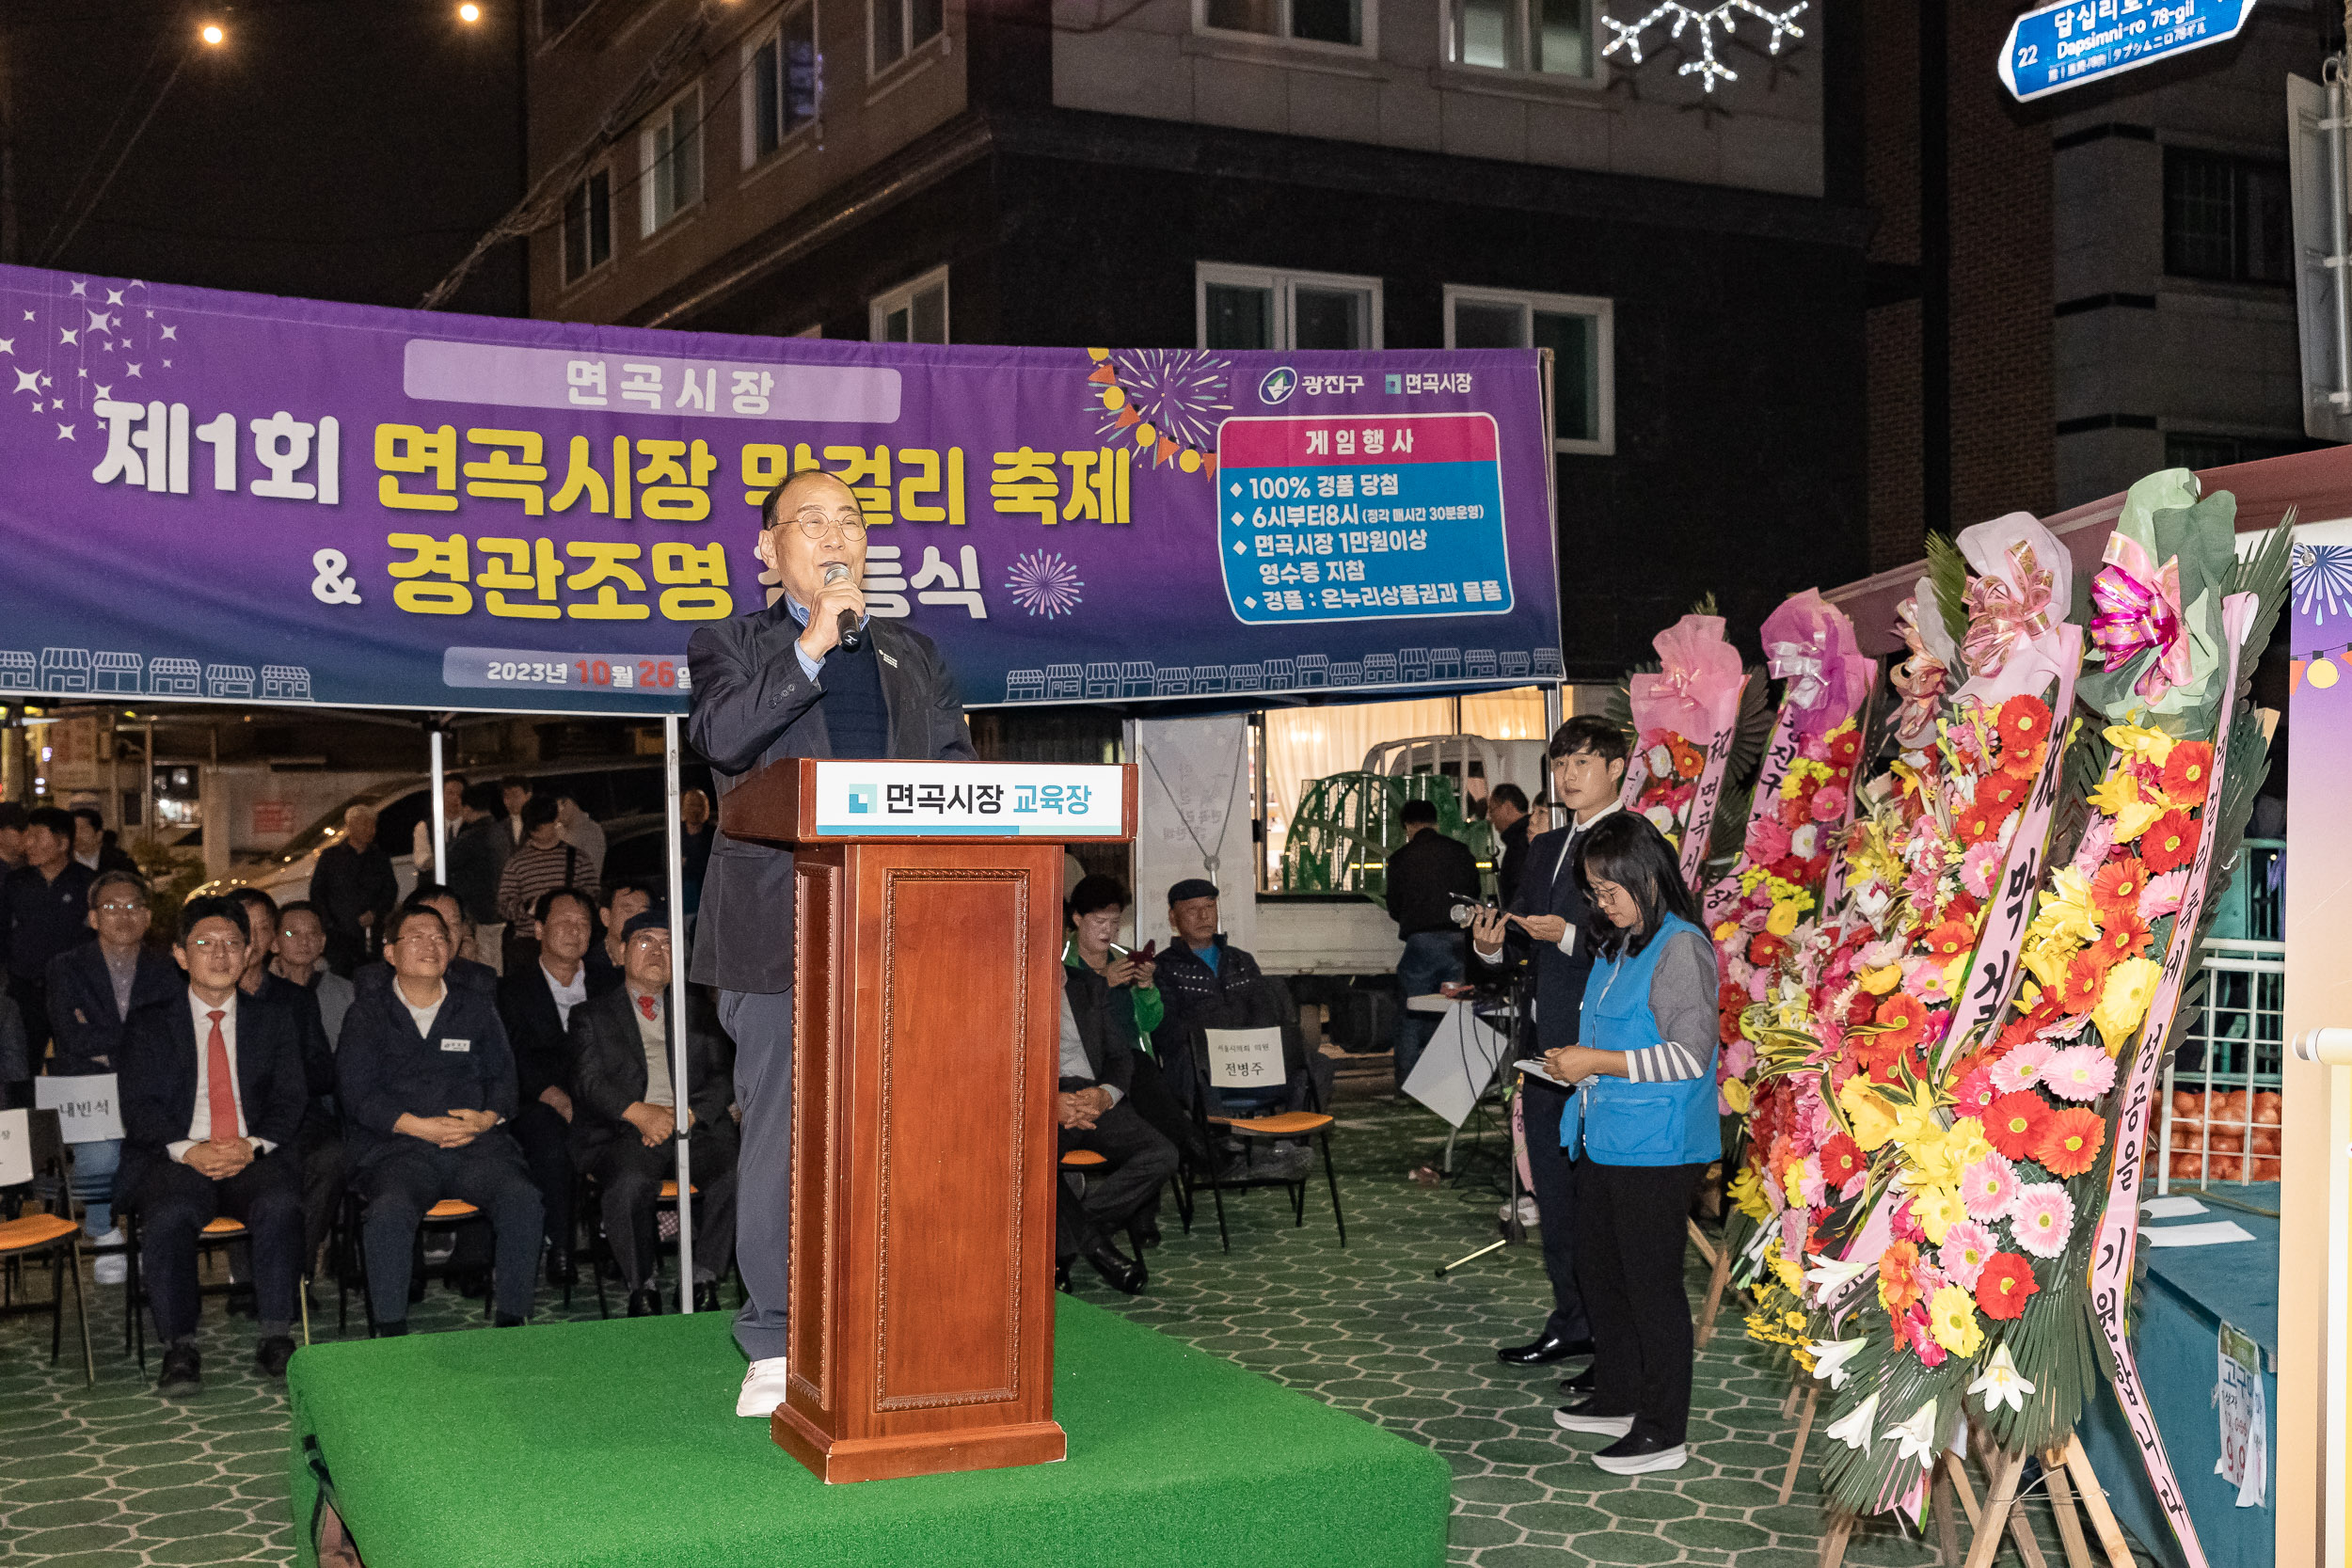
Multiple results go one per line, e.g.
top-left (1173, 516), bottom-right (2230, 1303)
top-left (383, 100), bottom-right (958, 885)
top-left (1540, 812), bottom-right (1719, 1475)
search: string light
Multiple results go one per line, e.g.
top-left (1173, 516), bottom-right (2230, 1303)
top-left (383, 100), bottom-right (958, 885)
top-left (2310, 654), bottom-right (2340, 690)
top-left (1600, 1), bottom-right (1807, 93)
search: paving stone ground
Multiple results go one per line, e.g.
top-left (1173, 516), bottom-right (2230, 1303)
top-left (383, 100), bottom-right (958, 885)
top-left (0, 1069), bottom-right (2156, 1566)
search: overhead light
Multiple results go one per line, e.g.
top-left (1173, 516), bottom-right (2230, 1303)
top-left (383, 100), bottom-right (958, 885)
top-left (199, 22), bottom-right (225, 44)
top-left (458, 2), bottom-right (481, 19)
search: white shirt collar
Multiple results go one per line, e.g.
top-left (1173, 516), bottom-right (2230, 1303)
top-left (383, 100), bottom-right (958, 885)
top-left (396, 978), bottom-right (449, 1037)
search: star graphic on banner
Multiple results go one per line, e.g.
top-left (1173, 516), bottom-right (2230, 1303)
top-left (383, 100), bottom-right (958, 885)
top-left (0, 340), bottom-right (10, 356)
top-left (12, 369), bottom-right (39, 395)
top-left (93, 383), bottom-right (110, 399)
top-left (159, 325), bottom-right (176, 340)
top-left (49, 399), bottom-right (61, 410)
top-left (86, 309), bottom-right (111, 332)
top-left (56, 423), bottom-right (72, 439)
top-left (75, 367), bottom-right (86, 379)
top-left (124, 362), bottom-right (140, 377)
top-left (68, 280), bottom-right (87, 297)
top-left (105, 289), bottom-right (124, 306)
top-left (162, 358), bottom-right (172, 368)
top-left (144, 309), bottom-right (154, 319)
top-left (58, 327), bottom-right (74, 345)
top-left (19, 310), bottom-right (29, 322)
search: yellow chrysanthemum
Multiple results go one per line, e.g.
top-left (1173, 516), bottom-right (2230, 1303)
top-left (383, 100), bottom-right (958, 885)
top-left (1722, 1077), bottom-right (1754, 1115)
top-left (1728, 1165), bottom-right (1772, 1223)
top-left (2104, 721), bottom-right (2178, 767)
top-left (1765, 901), bottom-right (1802, 939)
top-left (2094, 956), bottom-right (2165, 1054)
top-left (1858, 964), bottom-right (1902, 996)
top-left (1839, 1074), bottom-right (1898, 1151)
top-left (1910, 1184), bottom-right (1966, 1245)
top-left (1929, 1282), bottom-right (1985, 1356)
top-left (1771, 1248), bottom-right (1804, 1295)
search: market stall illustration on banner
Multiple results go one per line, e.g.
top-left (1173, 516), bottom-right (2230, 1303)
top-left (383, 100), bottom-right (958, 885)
top-left (0, 266), bottom-right (1563, 718)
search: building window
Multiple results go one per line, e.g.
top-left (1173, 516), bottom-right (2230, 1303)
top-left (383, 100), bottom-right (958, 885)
top-left (1197, 0), bottom-right (1367, 50)
top-left (871, 265), bottom-right (949, 343)
top-left (872, 0), bottom-right (944, 74)
top-left (1445, 285), bottom-right (1613, 454)
top-left (561, 167), bottom-right (612, 284)
top-left (2163, 148), bottom-right (2289, 286)
top-left (747, 5), bottom-right (819, 164)
top-left (640, 89), bottom-right (702, 235)
top-left (1197, 263), bottom-right (1383, 350)
top-left (1448, 0), bottom-right (1589, 76)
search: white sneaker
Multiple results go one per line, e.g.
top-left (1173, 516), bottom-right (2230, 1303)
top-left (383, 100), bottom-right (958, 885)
top-left (737, 1355), bottom-right (793, 1418)
top-left (93, 1253), bottom-right (127, 1287)
top-left (92, 1227), bottom-right (125, 1249)
top-left (1593, 1440), bottom-right (1690, 1475)
top-left (1553, 1404), bottom-right (1636, 1438)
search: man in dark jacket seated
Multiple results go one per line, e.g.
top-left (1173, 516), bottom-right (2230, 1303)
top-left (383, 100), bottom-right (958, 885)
top-left (337, 904), bottom-right (543, 1334)
top-left (229, 886), bottom-right (344, 1277)
top-left (1057, 963), bottom-right (1176, 1296)
top-left (567, 910), bottom-right (737, 1316)
top-left (116, 895), bottom-right (309, 1394)
top-left (494, 887), bottom-right (597, 1287)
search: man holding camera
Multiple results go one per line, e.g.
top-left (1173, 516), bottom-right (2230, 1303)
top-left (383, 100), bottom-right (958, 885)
top-left (1470, 717), bottom-right (1629, 1372)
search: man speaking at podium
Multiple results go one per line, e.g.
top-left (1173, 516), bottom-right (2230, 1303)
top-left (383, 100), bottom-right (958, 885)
top-left (687, 468), bottom-right (976, 1419)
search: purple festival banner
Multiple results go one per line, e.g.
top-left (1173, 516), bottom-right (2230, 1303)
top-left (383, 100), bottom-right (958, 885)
top-left (0, 265), bottom-right (1563, 716)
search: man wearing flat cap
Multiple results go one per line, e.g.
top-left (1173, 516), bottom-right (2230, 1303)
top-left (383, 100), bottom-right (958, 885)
top-left (565, 909), bottom-right (739, 1318)
top-left (1151, 879), bottom-right (1330, 1137)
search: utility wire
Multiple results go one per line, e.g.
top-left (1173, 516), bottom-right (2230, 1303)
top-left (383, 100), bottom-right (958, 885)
top-left (42, 51), bottom-right (188, 267)
top-left (33, 8), bottom-right (186, 265)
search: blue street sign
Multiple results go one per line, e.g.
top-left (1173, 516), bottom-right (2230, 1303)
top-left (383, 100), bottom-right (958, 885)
top-left (1998, 0), bottom-right (2258, 103)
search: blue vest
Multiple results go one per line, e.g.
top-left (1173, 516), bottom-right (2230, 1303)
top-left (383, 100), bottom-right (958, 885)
top-left (1560, 913), bottom-right (1718, 1167)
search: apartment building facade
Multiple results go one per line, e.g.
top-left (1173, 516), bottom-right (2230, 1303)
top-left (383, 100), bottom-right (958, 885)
top-left (526, 0), bottom-right (1871, 678)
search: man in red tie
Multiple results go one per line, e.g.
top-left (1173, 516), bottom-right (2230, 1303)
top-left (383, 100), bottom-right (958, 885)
top-left (116, 895), bottom-right (310, 1397)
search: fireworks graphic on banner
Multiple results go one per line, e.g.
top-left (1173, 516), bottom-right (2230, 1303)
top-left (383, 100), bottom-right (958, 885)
top-left (2294, 543), bottom-right (2352, 629)
top-left (1600, 1), bottom-right (1807, 93)
top-left (1007, 551), bottom-right (1085, 619)
top-left (1082, 347), bottom-right (1230, 476)
top-left (5, 276), bottom-right (184, 442)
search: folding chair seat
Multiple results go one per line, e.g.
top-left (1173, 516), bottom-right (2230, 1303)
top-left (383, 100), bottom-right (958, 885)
top-left (1178, 1005), bottom-right (1346, 1252)
top-left (0, 1110), bottom-right (95, 1385)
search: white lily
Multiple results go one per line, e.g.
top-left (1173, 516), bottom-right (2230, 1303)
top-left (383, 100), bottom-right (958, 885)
top-left (1967, 1343), bottom-right (2036, 1416)
top-left (1822, 1389), bottom-right (1881, 1452)
top-left (1804, 1253), bottom-right (1870, 1294)
top-left (1807, 1338), bottom-right (1867, 1389)
top-left (1887, 1398), bottom-right (1941, 1469)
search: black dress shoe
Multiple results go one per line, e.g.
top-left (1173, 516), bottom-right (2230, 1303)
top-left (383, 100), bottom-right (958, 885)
top-left (1497, 1332), bottom-right (1594, 1366)
top-left (1561, 1364), bottom-right (1597, 1394)
top-left (692, 1282), bottom-right (722, 1314)
top-left (627, 1286), bottom-right (662, 1318)
top-left (255, 1337), bottom-right (297, 1378)
top-left (1082, 1238), bottom-right (1147, 1295)
top-left (156, 1343), bottom-right (202, 1398)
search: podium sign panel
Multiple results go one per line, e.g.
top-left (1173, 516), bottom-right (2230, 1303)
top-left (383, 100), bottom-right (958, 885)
top-left (723, 759), bottom-right (1136, 1483)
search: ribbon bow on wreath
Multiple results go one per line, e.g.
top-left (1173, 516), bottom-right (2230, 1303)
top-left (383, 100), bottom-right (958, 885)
top-left (1761, 588), bottom-right (1873, 742)
top-left (1960, 540), bottom-right (2056, 679)
top-left (2090, 533), bottom-right (2192, 701)
top-left (1629, 614), bottom-right (1746, 744)
top-left (1953, 512), bottom-right (2075, 706)
top-left (1889, 597), bottom-right (1949, 748)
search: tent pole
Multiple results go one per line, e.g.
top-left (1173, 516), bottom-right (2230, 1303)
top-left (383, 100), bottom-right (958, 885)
top-left (428, 727), bottom-right (447, 885)
top-left (665, 713), bottom-right (694, 1313)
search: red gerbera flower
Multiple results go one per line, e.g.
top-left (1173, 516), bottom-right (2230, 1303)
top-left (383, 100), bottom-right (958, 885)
top-left (1879, 1239), bottom-right (1926, 1315)
top-left (1922, 918), bottom-right (1975, 958)
top-left (1828, 728), bottom-right (1863, 767)
top-left (2141, 809), bottom-right (2201, 874)
top-left (1997, 694), bottom-right (2053, 754)
top-left (1748, 932), bottom-right (1788, 968)
top-left (2000, 738), bottom-right (2047, 780)
top-left (1943, 892), bottom-right (1983, 928)
top-left (2056, 948), bottom-right (2109, 1010)
top-left (2090, 857), bottom-right (2147, 919)
top-left (2095, 913), bottom-right (2152, 964)
top-left (1983, 1090), bottom-right (2052, 1163)
top-left (2036, 1106), bottom-right (2106, 1178)
top-left (1975, 1252), bottom-right (2041, 1320)
top-left (1818, 1133), bottom-right (1864, 1187)
top-left (1872, 992), bottom-right (1929, 1053)
top-left (1974, 771), bottom-right (2026, 820)
top-left (1955, 806), bottom-right (2000, 846)
top-left (2161, 740), bottom-right (2214, 807)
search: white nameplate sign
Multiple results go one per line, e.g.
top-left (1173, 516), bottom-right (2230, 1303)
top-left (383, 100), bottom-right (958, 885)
top-left (35, 1074), bottom-right (123, 1142)
top-left (0, 1109), bottom-right (30, 1187)
top-left (811, 762), bottom-right (1126, 837)
top-left (1204, 1027), bottom-right (1284, 1090)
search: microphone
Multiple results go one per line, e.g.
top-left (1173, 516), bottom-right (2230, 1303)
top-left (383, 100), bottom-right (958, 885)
top-left (823, 561), bottom-right (864, 652)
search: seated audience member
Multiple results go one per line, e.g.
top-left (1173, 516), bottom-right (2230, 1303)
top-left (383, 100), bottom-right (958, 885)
top-left (229, 887), bottom-right (345, 1279)
top-left (1056, 960), bottom-right (1177, 1296)
top-left (495, 888), bottom-right (596, 1287)
top-left (116, 896), bottom-right (309, 1393)
top-left (337, 904), bottom-right (543, 1334)
top-left (568, 911), bottom-right (737, 1316)
top-left (1063, 876), bottom-right (1214, 1200)
top-left (269, 902), bottom-right (355, 1047)
top-left (496, 798), bottom-right (597, 967)
top-left (588, 877), bottom-right (658, 993)
top-left (354, 886), bottom-right (498, 999)
top-left (1152, 879), bottom-right (1332, 1120)
top-left (46, 870), bottom-right (179, 1276)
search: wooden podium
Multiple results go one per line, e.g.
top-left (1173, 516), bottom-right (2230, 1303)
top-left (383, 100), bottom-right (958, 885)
top-left (721, 758), bottom-right (1136, 1483)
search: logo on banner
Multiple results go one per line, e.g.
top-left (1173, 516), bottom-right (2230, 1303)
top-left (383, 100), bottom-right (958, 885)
top-left (847, 784), bottom-right (876, 816)
top-left (1257, 367), bottom-right (1296, 405)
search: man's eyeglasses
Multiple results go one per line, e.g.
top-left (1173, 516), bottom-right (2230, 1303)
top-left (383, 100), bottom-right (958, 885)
top-left (392, 932), bottom-right (451, 949)
top-left (779, 508), bottom-right (867, 541)
top-left (96, 901), bottom-right (146, 915)
top-left (186, 937), bottom-right (246, 954)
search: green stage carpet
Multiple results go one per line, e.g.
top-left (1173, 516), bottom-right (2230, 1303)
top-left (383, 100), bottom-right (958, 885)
top-left (287, 1295), bottom-right (1450, 1568)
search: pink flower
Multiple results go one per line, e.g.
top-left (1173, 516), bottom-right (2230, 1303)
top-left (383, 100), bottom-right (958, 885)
top-left (2069, 814), bottom-right (2115, 879)
top-left (1721, 1037), bottom-right (1756, 1080)
top-left (2043, 1044), bottom-right (2117, 1102)
top-left (1901, 957), bottom-right (1954, 1005)
top-left (2008, 1183), bottom-right (2075, 1259)
top-left (1959, 1153), bottom-right (2018, 1220)
top-left (1989, 1039), bottom-right (2054, 1095)
top-left (1809, 787), bottom-right (1846, 822)
top-left (1797, 1159), bottom-right (1826, 1209)
top-left (1960, 842), bottom-right (2002, 900)
top-left (1746, 968), bottom-right (1770, 1002)
top-left (2138, 867), bottom-right (2189, 921)
top-left (1936, 1219), bottom-right (1998, 1288)
top-left (1780, 1207), bottom-right (1808, 1262)
top-left (1747, 817), bottom-right (1791, 863)
top-left (1892, 1197), bottom-right (1927, 1244)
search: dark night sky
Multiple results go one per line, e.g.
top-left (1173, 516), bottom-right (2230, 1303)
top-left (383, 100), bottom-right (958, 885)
top-left (7, 0), bottom-right (525, 315)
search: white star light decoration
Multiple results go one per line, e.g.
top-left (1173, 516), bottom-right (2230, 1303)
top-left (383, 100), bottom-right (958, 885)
top-left (7, 277), bottom-right (168, 438)
top-left (1600, 1), bottom-right (1808, 93)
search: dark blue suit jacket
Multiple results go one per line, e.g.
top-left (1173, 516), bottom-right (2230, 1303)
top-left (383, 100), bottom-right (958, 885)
top-left (45, 942), bottom-right (182, 1075)
top-left (117, 991), bottom-right (310, 1196)
top-left (1503, 818), bottom-right (1608, 1050)
top-left (684, 602), bottom-right (974, 994)
top-left (336, 976), bottom-right (519, 1168)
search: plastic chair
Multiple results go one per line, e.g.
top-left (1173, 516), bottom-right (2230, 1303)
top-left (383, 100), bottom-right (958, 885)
top-left (0, 1110), bottom-right (95, 1384)
top-left (1180, 1022), bottom-right (1345, 1252)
